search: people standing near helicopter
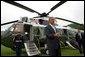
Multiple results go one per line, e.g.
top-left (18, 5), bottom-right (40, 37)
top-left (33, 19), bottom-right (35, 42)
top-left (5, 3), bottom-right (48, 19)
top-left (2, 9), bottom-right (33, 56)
top-left (13, 33), bottom-right (24, 56)
top-left (45, 17), bottom-right (61, 56)
top-left (81, 32), bottom-right (84, 54)
top-left (75, 29), bottom-right (83, 54)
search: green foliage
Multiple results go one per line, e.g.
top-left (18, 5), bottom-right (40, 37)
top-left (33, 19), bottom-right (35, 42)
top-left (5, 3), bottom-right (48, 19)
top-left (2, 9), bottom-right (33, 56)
top-left (68, 24), bottom-right (84, 30)
top-left (1, 35), bottom-right (15, 51)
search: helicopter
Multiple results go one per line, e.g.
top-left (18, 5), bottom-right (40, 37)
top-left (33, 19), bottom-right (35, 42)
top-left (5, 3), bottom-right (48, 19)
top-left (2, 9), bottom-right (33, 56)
top-left (1, 1), bottom-right (84, 56)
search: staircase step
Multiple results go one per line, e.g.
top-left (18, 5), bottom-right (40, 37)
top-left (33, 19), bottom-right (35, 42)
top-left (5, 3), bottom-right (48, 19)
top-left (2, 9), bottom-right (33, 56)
top-left (24, 41), bottom-right (40, 56)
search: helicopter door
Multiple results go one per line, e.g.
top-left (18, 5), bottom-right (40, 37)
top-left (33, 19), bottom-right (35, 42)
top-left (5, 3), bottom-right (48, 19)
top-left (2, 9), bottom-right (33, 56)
top-left (24, 24), bottom-right (32, 41)
top-left (24, 25), bottom-right (40, 56)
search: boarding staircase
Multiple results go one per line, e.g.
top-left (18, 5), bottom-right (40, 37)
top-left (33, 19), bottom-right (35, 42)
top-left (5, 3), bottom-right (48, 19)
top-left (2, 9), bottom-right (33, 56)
top-left (24, 40), bottom-right (40, 56)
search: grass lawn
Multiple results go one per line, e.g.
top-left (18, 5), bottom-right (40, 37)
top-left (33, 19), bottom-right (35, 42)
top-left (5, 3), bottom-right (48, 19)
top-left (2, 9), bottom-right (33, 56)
top-left (1, 44), bottom-right (27, 56)
top-left (1, 44), bottom-right (84, 56)
top-left (61, 46), bottom-right (84, 56)
top-left (1, 44), bottom-right (15, 56)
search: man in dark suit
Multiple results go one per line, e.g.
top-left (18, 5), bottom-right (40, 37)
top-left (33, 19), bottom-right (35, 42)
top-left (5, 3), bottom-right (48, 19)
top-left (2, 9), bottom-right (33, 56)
top-left (75, 29), bottom-right (83, 54)
top-left (81, 32), bottom-right (84, 54)
top-left (45, 17), bottom-right (61, 56)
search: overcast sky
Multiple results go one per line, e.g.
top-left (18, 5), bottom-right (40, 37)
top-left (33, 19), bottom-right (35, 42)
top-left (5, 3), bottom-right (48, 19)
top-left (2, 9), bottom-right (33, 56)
top-left (1, 1), bottom-right (84, 31)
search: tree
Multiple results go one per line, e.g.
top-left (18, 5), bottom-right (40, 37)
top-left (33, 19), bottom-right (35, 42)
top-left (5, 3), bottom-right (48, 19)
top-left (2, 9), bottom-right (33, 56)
top-left (67, 24), bottom-right (84, 30)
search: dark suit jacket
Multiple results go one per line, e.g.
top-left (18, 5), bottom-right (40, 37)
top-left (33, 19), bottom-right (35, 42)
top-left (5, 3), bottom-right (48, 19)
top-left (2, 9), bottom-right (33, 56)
top-left (45, 25), bottom-right (60, 50)
top-left (75, 33), bottom-right (82, 42)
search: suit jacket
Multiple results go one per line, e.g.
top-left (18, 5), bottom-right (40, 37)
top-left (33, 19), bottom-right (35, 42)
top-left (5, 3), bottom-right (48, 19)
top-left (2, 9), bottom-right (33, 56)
top-left (75, 32), bottom-right (82, 42)
top-left (45, 25), bottom-right (60, 49)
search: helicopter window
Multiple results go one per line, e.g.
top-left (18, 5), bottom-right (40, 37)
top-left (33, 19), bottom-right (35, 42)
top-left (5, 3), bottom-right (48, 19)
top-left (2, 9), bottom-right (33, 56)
top-left (39, 19), bottom-right (43, 24)
top-left (21, 17), bottom-right (28, 22)
top-left (38, 19), bottom-right (48, 25)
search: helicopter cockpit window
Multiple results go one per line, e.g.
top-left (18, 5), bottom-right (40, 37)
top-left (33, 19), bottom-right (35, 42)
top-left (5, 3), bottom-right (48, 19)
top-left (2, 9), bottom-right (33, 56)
top-left (39, 19), bottom-right (43, 24)
top-left (21, 17), bottom-right (28, 22)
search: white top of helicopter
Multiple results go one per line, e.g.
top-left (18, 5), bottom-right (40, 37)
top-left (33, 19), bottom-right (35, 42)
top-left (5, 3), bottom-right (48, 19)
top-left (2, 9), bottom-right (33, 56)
top-left (20, 17), bottom-right (73, 30)
top-left (22, 18), bottom-right (72, 30)
top-left (21, 17), bottom-right (83, 32)
top-left (23, 20), bottom-right (84, 33)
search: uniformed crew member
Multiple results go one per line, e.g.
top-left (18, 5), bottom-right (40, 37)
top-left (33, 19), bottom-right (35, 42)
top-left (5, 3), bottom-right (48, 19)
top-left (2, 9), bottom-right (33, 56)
top-left (13, 33), bottom-right (23, 56)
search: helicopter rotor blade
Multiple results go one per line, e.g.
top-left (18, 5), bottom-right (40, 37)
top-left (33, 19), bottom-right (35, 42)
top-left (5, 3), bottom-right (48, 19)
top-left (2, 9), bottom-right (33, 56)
top-left (47, 1), bottom-right (67, 15)
top-left (3, 1), bottom-right (41, 15)
top-left (33, 16), bottom-right (40, 18)
top-left (55, 17), bottom-right (82, 25)
top-left (1, 20), bottom-right (18, 26)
